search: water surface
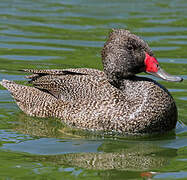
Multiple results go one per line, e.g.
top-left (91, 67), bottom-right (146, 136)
top-left (0, 0), bottom-right (187, 179)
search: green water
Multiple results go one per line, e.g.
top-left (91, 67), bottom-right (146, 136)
top-left (0, 0), bottom-right (187, 179)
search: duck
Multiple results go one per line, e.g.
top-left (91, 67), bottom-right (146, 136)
top-left (0, 29), bottom-right (183, 135)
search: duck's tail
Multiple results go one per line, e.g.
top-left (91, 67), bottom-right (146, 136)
top-left (0, 79), bottom-right (57, 117)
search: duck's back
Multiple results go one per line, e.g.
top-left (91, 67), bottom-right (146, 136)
top-left (26, 68), bottom-right (116, 101)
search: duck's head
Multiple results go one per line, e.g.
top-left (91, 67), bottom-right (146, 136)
top-left (102, 29), bottom-right (183, 86)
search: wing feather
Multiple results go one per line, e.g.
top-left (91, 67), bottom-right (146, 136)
top-left (20, 68), bottom-right (106, 100)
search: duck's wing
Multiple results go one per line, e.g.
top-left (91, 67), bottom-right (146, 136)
top-left (22, 68), bottom-right (104, 81)
top-left (22, 68), bottom-right (107, 101)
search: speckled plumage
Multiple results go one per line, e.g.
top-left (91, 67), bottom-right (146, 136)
top-left (0, 29), bottom-right (178, 134)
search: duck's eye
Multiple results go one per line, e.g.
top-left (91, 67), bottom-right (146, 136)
top-left (127, 45), bottom-right (133, 51)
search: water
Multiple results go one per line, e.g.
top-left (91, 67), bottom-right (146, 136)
top-left (0, 0), bottom-right (187, 179)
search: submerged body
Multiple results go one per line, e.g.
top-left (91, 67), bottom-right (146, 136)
top-left (0, 29), bottom-right (182, 135)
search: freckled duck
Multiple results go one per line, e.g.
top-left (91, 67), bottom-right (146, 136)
top-left (0, 29), bottom-right (183, 135)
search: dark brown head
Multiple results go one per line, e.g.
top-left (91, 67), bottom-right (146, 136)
top-left (101, 29), bottom-right (183, 86)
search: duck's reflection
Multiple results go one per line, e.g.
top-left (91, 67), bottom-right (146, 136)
top-left (14, 112), bottom-right (177, 171)
top-left (32, 145), bottom-right (176, 171)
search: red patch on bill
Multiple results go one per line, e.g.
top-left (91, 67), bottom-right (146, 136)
top-left (144, 53), bottom-right (159, 73)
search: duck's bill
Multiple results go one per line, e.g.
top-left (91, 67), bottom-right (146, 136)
top-left (144, 53), bottom-right (183, 82)
top-left (148, 66), bottom-right (183, 82)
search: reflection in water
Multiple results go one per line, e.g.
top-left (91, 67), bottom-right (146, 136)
top-left (11, 113), bottom-right (177, 171)
top-left (15, 113), bottom-right (65, 138)
top-left (33, 145), bottom-right (176, 171)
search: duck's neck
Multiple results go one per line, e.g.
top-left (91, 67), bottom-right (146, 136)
top-left (108, 75), bottom-right (136, 89)
top-left (108, 78), bottom-right (121, 88)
